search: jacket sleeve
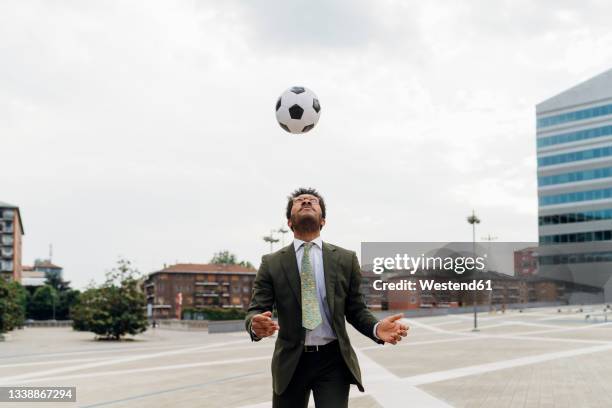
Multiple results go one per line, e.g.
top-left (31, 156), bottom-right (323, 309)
top-left (345, 252), bottom-right (384, 345)
top-left (245, 255), bottom-right (275, 342)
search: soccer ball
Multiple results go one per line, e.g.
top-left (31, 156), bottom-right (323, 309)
top-left (275, 86), bottom-right (321, 134)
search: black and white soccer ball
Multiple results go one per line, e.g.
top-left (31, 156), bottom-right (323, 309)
top-left (275, 86), bottom-right (321, 134)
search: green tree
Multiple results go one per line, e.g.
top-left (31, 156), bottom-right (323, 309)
top-left (24, 275), bottom-right (80, 321)
top-left (29, 285), bottom-right (58, 320)
top-left (44, 272), bottom-right (80, 320)
top-left (71, 259), bottom-right (148, 340)
top-left (44, 272), bottom-right (71, 293)
top-left (239, 260), bottom-right (254, 269)
top-left (0, 279), bottom-right (27, 333)
top-left (210, 250), bottom-right (253, 269)
top-left (210, 250), bottom-right (237, 264)
top-left (70, 288), bottom-right (98, 332)
top-left (58, 289), bottom-right (80, 320)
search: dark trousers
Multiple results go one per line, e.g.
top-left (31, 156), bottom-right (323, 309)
top-left (273, 341), bottom-right (352, 408)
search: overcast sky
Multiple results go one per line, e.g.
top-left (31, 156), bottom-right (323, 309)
top-left (3, 0), bottom-right (612, 289)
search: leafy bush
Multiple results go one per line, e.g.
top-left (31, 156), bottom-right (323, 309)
top-left (71, 259), bottom-right (147, 340)
top-left (0, 279), bottom-right (27, 333)
top-left (29, 285), bottom-right (58, 320)
top-left (182, 307), bottom-right (246, 321)
top-left (23, 270), bottom-right (80, 321)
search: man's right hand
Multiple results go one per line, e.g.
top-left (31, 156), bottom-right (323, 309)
top-left (251, 311), bottom-right (279, 338)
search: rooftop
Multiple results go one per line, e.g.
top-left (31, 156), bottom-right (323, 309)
top-left (0, 201), bottom-right (18, 209)
top-left (151, 263), bottom-right (256, 276)
top-left (34, 260), bottom-right (62, 269)
top-left (537, 67), bottom-right (612, 114)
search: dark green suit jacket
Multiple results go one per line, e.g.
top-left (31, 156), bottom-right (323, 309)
top-left (245, 242), bottom-right (383, 395)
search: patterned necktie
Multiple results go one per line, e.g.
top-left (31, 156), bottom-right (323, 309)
top-left (301, 242), bottom-right (322, 330)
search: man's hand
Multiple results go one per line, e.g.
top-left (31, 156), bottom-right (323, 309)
top-left (376, 314), bottom-right (409, 345)
top-left (251, 311), bottom-right (279, 338)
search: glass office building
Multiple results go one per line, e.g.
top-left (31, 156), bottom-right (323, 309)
top-left (537, 69), bottom-right (612, 302)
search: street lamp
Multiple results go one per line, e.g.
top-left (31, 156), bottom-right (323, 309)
top-left (467, 210), bottom-right (481, 331)
top-left (277, 227), bottom-right (289, 247)
top-left (482, 234), bottom-right (498, 310)
top-left (263, 229), bottom-right (279, 253)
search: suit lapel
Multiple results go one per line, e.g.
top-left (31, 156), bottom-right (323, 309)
top-left (280, 244), bottom-right (301, 307)
top-left (322, 242), bottom-right (337, 317)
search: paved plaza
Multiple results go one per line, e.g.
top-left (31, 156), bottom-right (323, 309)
top-left (1, 305), bottom-right (612, 407)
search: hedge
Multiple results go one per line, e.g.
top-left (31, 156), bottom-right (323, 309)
top-left (182, 307), bottom-right (246, 321)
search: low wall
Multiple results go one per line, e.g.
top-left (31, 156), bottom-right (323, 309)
top-left (156, 319), bottom-right (209, 331)
top-left (372, 301), bottom-right (564, 320)
top-left (23, 320), bottom-right (73, 328)
top-left (157, 301), bottom-right (584, 334)
top-left (208, 320), bottom-right (245, 334)
top-left (154, 319), bottom-right (244, 333)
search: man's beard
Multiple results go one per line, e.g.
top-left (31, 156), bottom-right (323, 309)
top-left (291, 211), bottom-right (320, 233)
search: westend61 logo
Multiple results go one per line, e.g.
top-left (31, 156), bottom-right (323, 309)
top-left (372, 254), bottom-right (487, 275)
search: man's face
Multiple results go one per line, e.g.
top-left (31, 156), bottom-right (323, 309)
top-left (288, 194), bottom-right (325, 232)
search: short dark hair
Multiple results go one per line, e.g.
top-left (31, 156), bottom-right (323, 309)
top-left (286, 187), bottom-right (326, 220)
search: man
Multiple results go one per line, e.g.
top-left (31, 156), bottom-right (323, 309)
top-left (246, 188), bottom-right (409, 407)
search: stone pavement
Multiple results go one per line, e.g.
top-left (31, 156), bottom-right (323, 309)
top-left (1, 305), bottom-right (611, 407)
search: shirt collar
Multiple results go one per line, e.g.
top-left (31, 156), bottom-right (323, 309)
top-left (293, 236), bottom-right (323, 252)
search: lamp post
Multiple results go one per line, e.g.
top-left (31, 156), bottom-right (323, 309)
top-left (482, 234), bottom-right (498, 309)
top-left (263, 230), bottom-right (279, 253)
top-left (52, 289), bottom-right (56, 321)
top-left (467, 210), bottom-right (481, 331)
top-left (277, 227), bottom-right (289, 247)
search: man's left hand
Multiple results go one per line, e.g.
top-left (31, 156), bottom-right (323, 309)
top-left (376, 314), bottom-right (409, 345)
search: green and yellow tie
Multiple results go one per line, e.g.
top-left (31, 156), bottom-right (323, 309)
top-left (301, 242), bottom-right (322, 330)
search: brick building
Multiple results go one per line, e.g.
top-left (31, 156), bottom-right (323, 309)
top-left (375, 270), bottom-right (567, 310)
top-left (384, 275), bottom-right (421, 310)
top-left (482, 271), bottom-right (529, 306)
top-left (525, 276), bottom-right (571, 302)
top-left (514, 247), bottom-right (539, 277)
top-left (143, 263), bottom-right (256, 320)
top-left (0, 201), bottom-right (24, 283)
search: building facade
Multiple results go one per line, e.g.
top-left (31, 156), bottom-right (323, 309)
top-left (370, 269), bottom-right (572, 310)
top-left (384, 271), bottom-right (530, 310)
top-left (32, 259), bottom-right (63, 279)
top-left (21, 260), bottom-right (63, 287)
top-left (20, 265), bottom-right (45, 287)
top-left (0, 201), bottom-right (24, 282)
top-left (514, 247), bottom-right (539, 277)
top-left (536, 69), bottom-right (612, 301)
top-left (143, 263), bottom-right (256, 320)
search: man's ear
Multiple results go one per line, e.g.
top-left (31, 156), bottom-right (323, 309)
top-left (320, 218), bottom-right (326, 230)
top-left (287, 219), bottom-right (294, 231)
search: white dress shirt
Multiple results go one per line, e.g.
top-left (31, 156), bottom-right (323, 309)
top-left (294, 237), bottom-right (338, 346)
